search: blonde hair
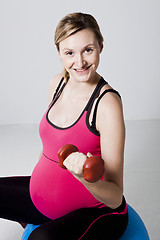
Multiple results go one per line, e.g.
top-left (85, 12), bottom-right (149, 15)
top-left (54, 12), bottom-right (104, 83)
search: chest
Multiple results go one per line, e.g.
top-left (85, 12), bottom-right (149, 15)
top-left (48, 96), bottom-right (98, 128)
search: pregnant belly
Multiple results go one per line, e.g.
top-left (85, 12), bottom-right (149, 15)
top-left (29, 154), bottom-right (99, 220)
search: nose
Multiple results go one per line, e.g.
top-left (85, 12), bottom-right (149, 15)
top-left (75, 54), bottom-right (86, 68)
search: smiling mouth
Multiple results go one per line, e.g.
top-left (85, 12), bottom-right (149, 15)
top-left (74, 65), bottom-right (91, 72)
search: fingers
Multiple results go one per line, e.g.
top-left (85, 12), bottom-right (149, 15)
top-left (87, 152), bottom-right (93, 158)
top-left (63, 152), bottom-right (87, 177)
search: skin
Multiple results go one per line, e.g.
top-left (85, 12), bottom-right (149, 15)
top-left (48, 29), bottom-right (125, 209)
top-left (58, 29), bottom-right (103, 85)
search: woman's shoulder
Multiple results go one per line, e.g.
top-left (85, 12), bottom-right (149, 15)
top-left (96, 84), bottom-right (124, 131)
top-left (49, 73), bottom-right (64, 90)
top-left (98, 83), bottom-right (122, 109)
top-left (48, 73), bottom-right (64, 103)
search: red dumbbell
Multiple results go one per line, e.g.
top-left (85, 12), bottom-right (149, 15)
top-left (57, 144), bottom-right (104, 183)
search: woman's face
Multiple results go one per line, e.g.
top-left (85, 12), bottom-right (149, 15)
top-left (58, 29), bottom-right (103, 83)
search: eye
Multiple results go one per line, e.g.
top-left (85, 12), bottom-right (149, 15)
top-left (85, 48), bottom-right (93, 53)
top-left (66, 51), bottom-right (73, 56)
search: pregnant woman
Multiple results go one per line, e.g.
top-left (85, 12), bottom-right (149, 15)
top-left (0, 12), bottom-right (128, 239)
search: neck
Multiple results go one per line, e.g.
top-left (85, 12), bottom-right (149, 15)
top-left (68, 73), bottom-right (100, 90)
top-left (63, 73), bottom-right (101, 100)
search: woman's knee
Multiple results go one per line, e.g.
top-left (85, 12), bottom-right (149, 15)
top-left (28, 226), bottom-right (53, 240)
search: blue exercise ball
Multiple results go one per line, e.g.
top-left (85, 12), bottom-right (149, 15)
top-left (21, 204), bottom-right (150, 240)
top-left (120, 204), bottom-right (150, 240)
top-left (21, 224), bottom-right (40, 240)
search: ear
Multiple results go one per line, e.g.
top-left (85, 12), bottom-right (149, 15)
top-left (58, 50), bottom-right (61, 57)
top-left (99, 43), bottom-right (103, 53)
top-left (58, 50), bottom-right (63, 62)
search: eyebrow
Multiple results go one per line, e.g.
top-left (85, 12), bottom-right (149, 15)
top-left (62, 43), bottom-right (96, 52)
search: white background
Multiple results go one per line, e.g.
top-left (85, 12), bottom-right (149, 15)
top-left (1, 0), bottom-right (160, 124)
top-left (0, 1), bottom-right (160, 239)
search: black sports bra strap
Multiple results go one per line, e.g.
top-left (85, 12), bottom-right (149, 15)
top-left (85, 77), bottom-right (108, 110)
top-left (52, 77), bottom-right (65, 102)
top-left (91, 89), bottom-right (121, 129)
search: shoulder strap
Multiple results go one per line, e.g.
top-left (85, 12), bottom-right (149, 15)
top-left (91, 89), bottom-right (121, 129)
top-left (52, 77), bottom-right (65, 102)
top-left (85, 77), bottom-right (107, 111)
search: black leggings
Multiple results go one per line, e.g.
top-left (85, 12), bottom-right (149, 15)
top-left (0, 176), bottom-right (128, 240)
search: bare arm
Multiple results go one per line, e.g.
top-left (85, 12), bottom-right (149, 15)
top-left (87, 92), bottom-right (125, 208)
top-left (64, 92), bottom-right (125, 209)
top-left (39, 150), bottom-right (43, 160)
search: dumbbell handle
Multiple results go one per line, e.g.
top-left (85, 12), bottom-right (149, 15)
top-left (57, 144), bottom-right (104, 183)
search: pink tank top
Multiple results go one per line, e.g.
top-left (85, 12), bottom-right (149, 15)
top-left (29, 77), bottom-right (108, 220)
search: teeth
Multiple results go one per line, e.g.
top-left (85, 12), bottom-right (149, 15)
top-left (75, 66), bottom-right (90, 72)
top-left (76, 69), bottom-right (85, 72)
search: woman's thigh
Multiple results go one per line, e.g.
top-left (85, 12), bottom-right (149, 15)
top-left (29, 207), bottom-right (128, 240)
top-left (0, 176), bottom-right (51, 224)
